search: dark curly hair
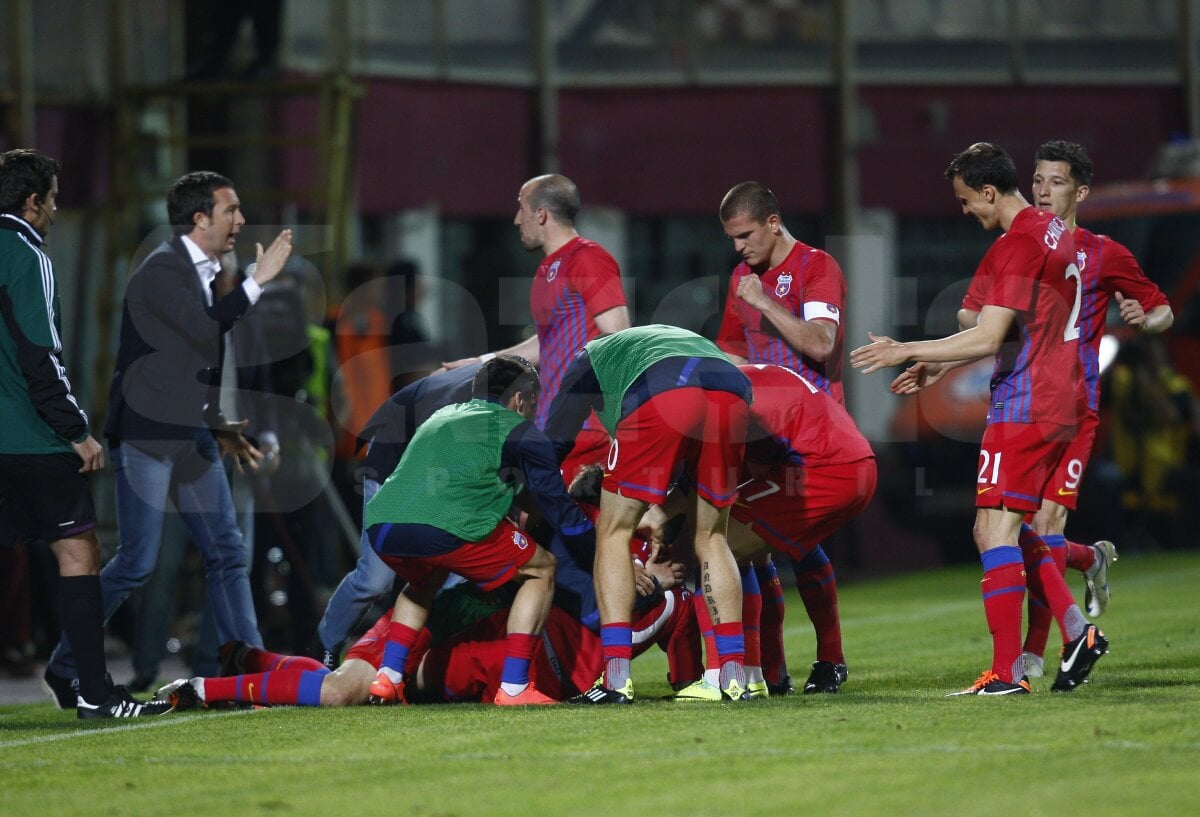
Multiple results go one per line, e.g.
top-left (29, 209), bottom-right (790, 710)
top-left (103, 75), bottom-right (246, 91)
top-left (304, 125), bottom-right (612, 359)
top-left (0, 149), bottom-right (60, 216)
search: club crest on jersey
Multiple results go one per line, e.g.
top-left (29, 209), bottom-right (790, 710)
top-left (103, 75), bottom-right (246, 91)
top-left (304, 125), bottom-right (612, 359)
top-left (775, 272), bottom-right (793, 297)
top-left (1076, 250), bottom-right (1087, 272)
top-left (545, 260), bottom-right (561, 282)
top-left (512, 531), bottom-right (530, 550)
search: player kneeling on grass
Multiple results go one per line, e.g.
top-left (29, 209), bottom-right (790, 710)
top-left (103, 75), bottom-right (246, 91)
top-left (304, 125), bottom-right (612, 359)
top-left (365, 355), bottom-right (597, 706)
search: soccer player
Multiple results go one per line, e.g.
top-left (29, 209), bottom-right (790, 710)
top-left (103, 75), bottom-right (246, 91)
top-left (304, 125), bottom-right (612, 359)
top-left (715, 181), bottom-right (850, 692)
top-left (159, 599), bottom-right (593, 709)
top-left (952, 141), bottom-right (1172, 677)
top-left (716, 180), bottom-right (846, 401)
top-left (643, 364), bottom-right (876, 699)
top-left (445, 174), bottom-right (630, 476)
top-left (308, 362), bottom-right (481, 666)
top-left (159, 574), bottom-right (698, 710)
top-left (543, 324), bottom-right (753, 703)
top-left (364, 355), bottom-right (593, 706)
top-left (732, 364), bottom-right (875, 693)
top-left (851, 142), bottom-right (1107, 695)
top-left (565, 464), bottom-right (703, 690)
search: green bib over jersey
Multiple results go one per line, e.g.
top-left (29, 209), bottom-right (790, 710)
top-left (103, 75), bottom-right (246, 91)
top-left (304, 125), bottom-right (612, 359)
top-left (585, 324), bottom-right (729, 434)
top-left (364, 399), bottom-right (528, 540)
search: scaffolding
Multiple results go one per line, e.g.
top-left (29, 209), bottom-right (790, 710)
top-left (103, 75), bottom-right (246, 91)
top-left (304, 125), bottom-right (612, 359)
top-left (3, 0), bottom-right (358, 421)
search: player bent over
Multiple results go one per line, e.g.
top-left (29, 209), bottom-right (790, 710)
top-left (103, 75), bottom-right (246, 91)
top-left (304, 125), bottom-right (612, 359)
top-left (366, 355), bottom-right (593, 706)
top-left (544, 324), bottom-right (752, 703)
top-left (644, 364), bottom-right (875, 700)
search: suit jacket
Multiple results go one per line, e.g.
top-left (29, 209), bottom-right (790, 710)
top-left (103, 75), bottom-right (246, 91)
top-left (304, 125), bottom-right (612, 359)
top-left (222, 300), bottom-right (278, 446)
top-left (105, 236), bottom-right (252, 450)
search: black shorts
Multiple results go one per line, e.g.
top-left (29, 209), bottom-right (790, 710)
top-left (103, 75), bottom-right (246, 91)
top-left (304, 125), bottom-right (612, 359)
top-left (0, 452), bottom-right (98, 545)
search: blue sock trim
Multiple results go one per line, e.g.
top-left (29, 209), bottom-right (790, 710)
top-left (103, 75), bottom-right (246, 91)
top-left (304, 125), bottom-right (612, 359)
top-left (501, 656), bottom-right (531, 686)
top-left (1042, 533), bottom-right (1067, 551)
top-left (297, 671), bottom-right (324, 706)
top-left (600, 625), bottom-right (632, 650)
top-left (793, 545), bottom-right (830, 572)
top-left (754, 559), bottom-right (779, 582)
top-left (740, 564), bottom-right (761, 595)
top-left (714, 633), bottom-right (745, 658)
top-left (980, 544), bottom-right (1022, 572)
top-left (982, 585), bottom-right (1026, 601)
top-left (382, 640), bottom-right (410, 674)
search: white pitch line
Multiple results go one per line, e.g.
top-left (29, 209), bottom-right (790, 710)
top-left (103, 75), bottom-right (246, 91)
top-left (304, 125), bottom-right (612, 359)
top-left (0, 707), bottom-right (268, 750)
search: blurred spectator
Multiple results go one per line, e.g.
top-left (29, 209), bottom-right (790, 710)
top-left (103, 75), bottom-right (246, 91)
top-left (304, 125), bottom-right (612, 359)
top-left (1108, 334), bottom-right (1200, 548)
top-left (329, 262), bottom-right (391, 525)
top-left (186, 0), bottom-right (284, 81)
top-left (383, 258), bottom-right (436, 392)
top-left (252, 262), bottom-right (339, 651)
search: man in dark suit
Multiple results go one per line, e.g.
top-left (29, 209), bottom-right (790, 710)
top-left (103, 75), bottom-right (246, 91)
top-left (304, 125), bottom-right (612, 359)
top-left (43, 171), bottom-right (292, 702)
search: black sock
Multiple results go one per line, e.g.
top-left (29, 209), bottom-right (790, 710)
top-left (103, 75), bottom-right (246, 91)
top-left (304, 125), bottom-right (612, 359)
top-left (59, 575), bottom-right (108, 704)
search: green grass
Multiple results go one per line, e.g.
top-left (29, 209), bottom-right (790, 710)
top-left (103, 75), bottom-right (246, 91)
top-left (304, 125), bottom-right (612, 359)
top-left (3, 552), bottom-right (1198, 816)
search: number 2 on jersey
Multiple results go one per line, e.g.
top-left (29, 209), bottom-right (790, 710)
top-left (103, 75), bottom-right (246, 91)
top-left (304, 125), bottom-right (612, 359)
top-left (1063, 262), bottom-right (1082, 342)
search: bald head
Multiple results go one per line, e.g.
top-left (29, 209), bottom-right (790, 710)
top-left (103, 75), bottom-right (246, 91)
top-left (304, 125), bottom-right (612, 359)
top-left (523, 174), bottom-right (581, 226)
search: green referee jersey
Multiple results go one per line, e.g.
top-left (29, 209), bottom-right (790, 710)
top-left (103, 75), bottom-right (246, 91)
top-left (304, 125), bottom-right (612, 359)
top-left (0, 217), bottom-right (85, 454)
top-left (364, 399), bottom-right (529, 541)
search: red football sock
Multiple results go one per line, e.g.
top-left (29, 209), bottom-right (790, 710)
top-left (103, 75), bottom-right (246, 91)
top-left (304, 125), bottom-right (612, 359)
top-left (741, 569), bottom-right (763, 669)
top-left (1022, 595), bottom-right (1053, 658)
top-left (980, 551), bottom-right (1026, 683)
top-left (1020, 529), bottom-right (1079, 643)
top-left (1066, 540), bottom-right (1095, 572)
top-left (756, 562), bottom-right (788, 685)
top-left (692, 590), bottom-right (720, 672)
top-left (794, 560), bottom-right (845, 664)
top-left (1020, 538), bottom-right (1052, 658)
top-left (239, 645), bottom-right (327, 673)
top-left (203, 670), bottom-right (325, 707)
top-left (712, 622), bottom-right (745, 667)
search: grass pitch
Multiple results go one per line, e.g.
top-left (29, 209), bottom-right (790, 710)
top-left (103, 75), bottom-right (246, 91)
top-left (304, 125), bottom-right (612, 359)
top-left (3, 551), bottom-right (1197, 816)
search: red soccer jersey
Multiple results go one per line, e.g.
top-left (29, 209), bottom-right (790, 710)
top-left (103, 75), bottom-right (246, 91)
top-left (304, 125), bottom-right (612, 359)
top-left (962, 207), bottom-right (1083, 427)
top-left (738, 364), bottom-right (874, 468)
top-left (529, 236), bottom-right (625, 428)
top-left (965, 224), bottom-right (1168, 415)
top-left (716, 241), bottom-right (846, 403)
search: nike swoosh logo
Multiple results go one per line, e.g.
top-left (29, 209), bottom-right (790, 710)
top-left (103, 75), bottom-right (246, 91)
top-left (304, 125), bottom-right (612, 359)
top-left (1060, 636), bottom-right (1088, 673)
top-left (977, 486), bottom-right (994, 495)
top-left (1057, 488), bottom-right (1077, 496)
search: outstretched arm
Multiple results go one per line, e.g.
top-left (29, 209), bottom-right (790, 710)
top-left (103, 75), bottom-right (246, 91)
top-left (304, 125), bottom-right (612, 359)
top-left (851, 305), bottom-right (1016, 374)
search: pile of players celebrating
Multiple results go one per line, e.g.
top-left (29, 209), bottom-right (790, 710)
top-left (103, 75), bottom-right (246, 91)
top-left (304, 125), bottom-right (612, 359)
top-left (155, 138), bottom-right (1169, 712)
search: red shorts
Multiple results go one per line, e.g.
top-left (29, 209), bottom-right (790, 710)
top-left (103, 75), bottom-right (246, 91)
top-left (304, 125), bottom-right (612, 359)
top-left (377, 519), bottom-right (536, 592)
top-left (603, 387), bottom-right (748, 508)
top-left (1040, 412), bottom-right (1097, 511)
top-left (559, 422), bottom-right (610, 486)
top-left (976, 422), bottom-right (1074, 513)
top-left (731, 459), bottom-right (877, 560)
